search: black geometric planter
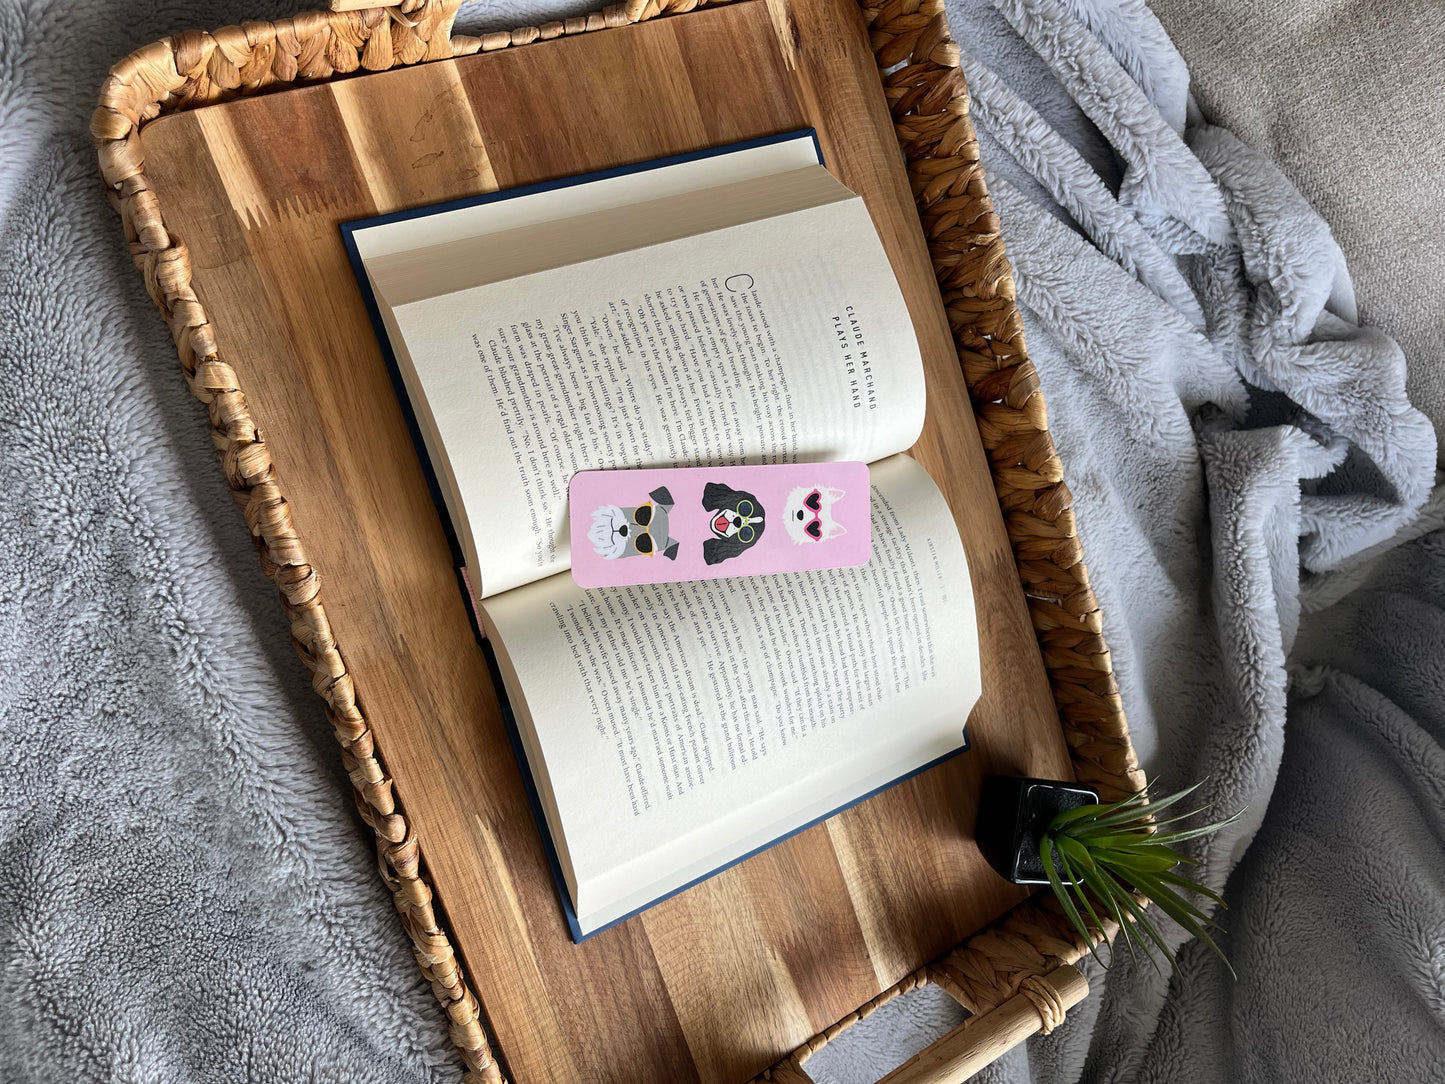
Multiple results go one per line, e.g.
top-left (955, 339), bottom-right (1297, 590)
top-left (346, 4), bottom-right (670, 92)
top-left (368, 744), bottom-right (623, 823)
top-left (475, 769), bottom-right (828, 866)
top-left (977, 776), bottom-right (1100, 885)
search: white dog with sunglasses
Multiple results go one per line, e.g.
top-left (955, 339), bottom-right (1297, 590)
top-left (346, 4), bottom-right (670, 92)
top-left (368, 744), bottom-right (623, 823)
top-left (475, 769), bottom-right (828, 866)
top-left (783, 485), bottom-right (847, 545)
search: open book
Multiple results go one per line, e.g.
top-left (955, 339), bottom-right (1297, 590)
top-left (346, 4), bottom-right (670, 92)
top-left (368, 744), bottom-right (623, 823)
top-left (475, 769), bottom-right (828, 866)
top-left (344, 132), bottom-right (981, 939)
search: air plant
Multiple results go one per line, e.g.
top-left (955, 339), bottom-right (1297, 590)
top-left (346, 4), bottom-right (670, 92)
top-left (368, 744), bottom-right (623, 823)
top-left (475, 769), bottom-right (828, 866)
top-left (1039, 781), bottom-right (1244, 976)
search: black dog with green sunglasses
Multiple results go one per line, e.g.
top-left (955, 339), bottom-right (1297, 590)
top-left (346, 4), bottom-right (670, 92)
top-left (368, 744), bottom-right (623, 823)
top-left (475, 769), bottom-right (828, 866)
top-left (701, 482), bottom-right (766, 566)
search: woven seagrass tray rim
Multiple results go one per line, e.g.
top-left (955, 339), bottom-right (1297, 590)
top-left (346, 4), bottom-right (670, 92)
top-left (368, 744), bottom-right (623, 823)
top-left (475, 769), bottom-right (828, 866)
top-left (93, 2), bottom-right (1144, 1080)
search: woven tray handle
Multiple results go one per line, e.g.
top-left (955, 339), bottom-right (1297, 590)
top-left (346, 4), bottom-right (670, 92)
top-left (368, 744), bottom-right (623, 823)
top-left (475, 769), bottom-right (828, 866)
top-left (881, 967), bottom-right (1088, 1084)
top-left (761, 965), bottom-right (1088, 1084)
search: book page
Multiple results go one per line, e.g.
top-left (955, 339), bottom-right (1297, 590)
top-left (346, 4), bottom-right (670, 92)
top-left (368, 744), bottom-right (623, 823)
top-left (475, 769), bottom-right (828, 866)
top-left (389, 194), bottom-right (925, 595)
top-left (349, 132), bottom-right (822, 261)
top-left (480, 454), bottom-right (977, 934)
top-left (370, 167), bottom-right (856, 307)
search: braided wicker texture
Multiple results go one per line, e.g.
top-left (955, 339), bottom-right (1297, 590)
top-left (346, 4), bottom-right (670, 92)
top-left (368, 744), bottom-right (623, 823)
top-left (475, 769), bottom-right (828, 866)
top-left (759, 5), bottom-right (1146, 1076)
top-left (93, 1), bottom-right (1142, 1081)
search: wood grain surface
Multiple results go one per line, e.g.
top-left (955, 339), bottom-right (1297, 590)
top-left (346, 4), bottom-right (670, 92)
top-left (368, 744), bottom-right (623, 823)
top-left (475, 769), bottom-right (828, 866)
top-left (138, 2), bottom-right (1073, 1079)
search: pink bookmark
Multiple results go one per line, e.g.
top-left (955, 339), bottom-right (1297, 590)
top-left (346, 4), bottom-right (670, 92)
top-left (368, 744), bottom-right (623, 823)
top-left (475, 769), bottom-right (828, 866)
top-left (569, 462), bottom-right (872, 588)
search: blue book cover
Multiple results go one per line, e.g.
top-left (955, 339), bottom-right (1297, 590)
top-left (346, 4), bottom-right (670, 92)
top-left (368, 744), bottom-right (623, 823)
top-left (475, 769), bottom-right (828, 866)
top-left (341, 130), bottom-right (974, 942)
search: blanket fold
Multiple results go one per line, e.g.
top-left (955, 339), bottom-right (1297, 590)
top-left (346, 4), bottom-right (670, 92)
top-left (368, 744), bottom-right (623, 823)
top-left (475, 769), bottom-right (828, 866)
top-left (939, 1), bottom-right (1442, 1082)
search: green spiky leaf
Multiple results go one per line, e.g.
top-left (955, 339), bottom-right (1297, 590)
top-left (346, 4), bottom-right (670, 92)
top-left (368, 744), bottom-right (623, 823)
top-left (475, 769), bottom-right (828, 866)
top-left (1075, 861), bottom-right (1134, 966)
top-left (1036, 781), bottom-right (1243, 976)
top-left (1055, 833), bottom-right (1097, 873)
top-left (1053, 842), bottom-right (1112, 969)
top-left (1092, 848), bottom-right (1182, 874)
top-left (1041, 835), bottom-right (1098, 965)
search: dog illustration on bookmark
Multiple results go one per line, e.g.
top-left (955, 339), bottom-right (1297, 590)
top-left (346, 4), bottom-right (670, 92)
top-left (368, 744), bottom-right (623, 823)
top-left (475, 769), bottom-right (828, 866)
top-left (784, 486), bottom-right (848, 545)
top-left (702, 482), bottom-right (765, 565)
top-left (588, 488), bottom-right (680, 561)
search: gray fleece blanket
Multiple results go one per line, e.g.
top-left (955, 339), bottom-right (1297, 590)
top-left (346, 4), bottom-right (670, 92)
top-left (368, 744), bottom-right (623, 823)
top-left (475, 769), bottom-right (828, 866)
top-left (1, 1), bottom-right (1441, 1083)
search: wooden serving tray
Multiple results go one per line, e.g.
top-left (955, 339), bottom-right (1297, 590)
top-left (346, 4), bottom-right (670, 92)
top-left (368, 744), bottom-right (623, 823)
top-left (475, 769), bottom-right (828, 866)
top-left (95, 1), bottom-right (1142, 1081)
